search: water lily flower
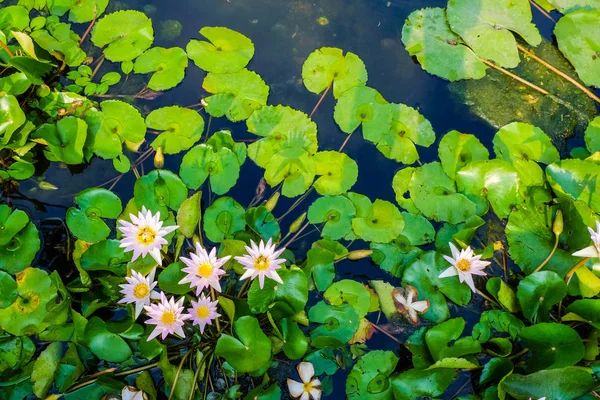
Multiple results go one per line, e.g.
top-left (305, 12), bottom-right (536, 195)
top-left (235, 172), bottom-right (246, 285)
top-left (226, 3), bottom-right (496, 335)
top-left (572, 221), bottom-right (600, 259)
top-left (178, 243), bottom-right (230, 295)
top-left (188, 294), bottom-right (221, 334)
top-left (439, 242), bottom-right (490, 293)
top-left (118, 206), bottom-right (178, 265)
top-left (392, 285), bottom-right (430, 324)
top-left (144, 292), bottom-right (191, 341)
top-left (121, 386), bottom-right (147, 400)
top-left (235, 238), bottom-right (285, 289)
top-left (118, 268), bottom-right (160, 319)
top-left (287, 362), bottom-right (322, 400)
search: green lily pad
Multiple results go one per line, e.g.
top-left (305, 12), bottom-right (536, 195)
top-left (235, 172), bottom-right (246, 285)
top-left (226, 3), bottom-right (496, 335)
top-left (0, 205), bottom-right (28, 247)
top-left (486, 277), bottom-right (520, 313)
top-left (370, 239), bottom-right (423, 277)
top-left (333, 86), bottom-right (392, 143)
top-left (246, 105), bottom-right (317, 168)
top-left (0, 6), bottom-right (30, 38)
top-left (91, 10), bottom-right (154, 62)
top-left (517, 271), bottom-right (567, 322)
top-left (438, 130), bottom-right (489, 180)
top-left (352, 199), bottom-right (404, 243)
top-left (0, 218), bottom-right (40, 274)
top-left (564, 299), bottom-right (600, 328)
top-left (308, 196), bottom-right (356, 240)
top-left (84, 316), bottom-right (132, 362)
top-left (312, 151), bottom-right (358, 196)
top-left (133, 170), bottom-right (188, 215)
top-left (215, 316), bottom-right (271, 373)
top-left (308, 301), bottom-right (359, 346)
top-left (546, 0), bottom-right (600, 12)
top-left (585, 117), bottom-right (600, 153)
top-left (546, 159), bottom-right (600, 213)
top-left (206, 130), bottom-right (247, 165)
top-left (247, 267), bottom-right (307, 316)
top-left (180, 144), bottom-right (240, 194)
top-left (203, 196), bottom-right (246, 242)
top-left (346, 350), bottom-right (398, 400)
top-left (147, 106), bottom-right (204, 154)
top-left (133, 47), bottom-right (188, 91)
top-left (501, 367), bottom-right (595, 400)
top-left (281, 318), bottom-right (308, 360)
top-left (391, 368), bottom-right (456, 400)
top-left (158, 262), bottom-right (192, 295)
top-left (302, 47), bottom-right (368, 98)
top-left (480, 357), bottom-right (513, 385)
top-left (31, 341), bottom-right (62, 398)
top-left (391, 167), bottom-right (419, 213)
top-left (0, 271), bottom-right (17, 309)
top-left (33, 116), bottom-right (87, 164)
top-left (519, 322), bottom-right (584, 372)
top-left (493, 122), bottom-right (560, 165)
top-left (401, 8), bottom-right (487, 81)
top-left (245, 206), bottom-right (280, 241)
top-left (30, 17), bottom-right (86, 66)
top-left (202, 69), bottom-right (269, 122)
top-left (401, 212), bottom-right (435, 246)
top-left (80, 239), bottom-right (128, 275)
top-left (264, 147), bottom-right (316, 198)
top-left (0, 72), bottom-right (31, 96)
top-left (66, 0), bottom-right (109, 23)
top-left (0, 95), bottom-right (26, 145)
top-left (555, 10), bottom-right (600, 88)
top-left (186, 26), bottom-right (254, 73)
top-left (306, 247), bottom-right (336, 291)
top-left (66, 188), bottom-right (123, 243)
top-left (425, 317), bottom-right (481, 361)
top-left (324, 279), bottom-right (372, 318)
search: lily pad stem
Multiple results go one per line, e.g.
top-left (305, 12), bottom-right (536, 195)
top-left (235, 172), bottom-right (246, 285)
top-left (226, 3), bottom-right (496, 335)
top-left (532, 234), bottom-right (559, 274)
top-left (90, 55), bottom-right (105, 80)
top-left (508, 347), bottom-right (529, 360)
top-left (0, 40), bottom-right (14, 58)
top-left (168, 348), bottom-right (194, 400)
top-left (210, 287), bottom-right (221, 332)
top-left (267, 311), bottom-right (284, 340)
top-left (277, 187), bottom-right (313, 222)
top-left (309, 81), bottom-right (332, 118)
top-left (478, 58), bottom-right (550, 96)
top-left (565, 257), bottom-right (591, 286)
top-left (202, 353), bottom-right (215, 400)
top-left (236, 278), bottom-right (251, 297)
top-left (475, 288), bottom-right (501, 308)
top-left (528, 0), bottom-right (556, 23)
top-left (338, 129), bottom-right (356, 153)
top-left (79, 5), bottom-right (97, 45)
top-left (367, 321), bottom-right (401, 344)
top-left (283, 221), bottom-right (311, 248)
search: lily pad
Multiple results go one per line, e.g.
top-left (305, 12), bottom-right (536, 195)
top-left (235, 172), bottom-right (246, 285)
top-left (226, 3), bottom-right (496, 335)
top-left (180, 144), bottom-right (240, 194)
top-left (517, 271), bottom-right (567, 322)
top-left (133, 170), bottom-right (188, 215)
top-left (0, 95), bottom-right (26, 145)
top-left (0, 271), bottom-right (17, 309)
top-left (206, 130), bottom-right (247, 165)
top-left (91, 10), bottom-right (154, 62)
top-left (215, 316), bottom-right (271, 373)
top-left (519, 322), bottom-right (584, 372)
top-left (0, 218), bottom-right (40, 274)
top-left (133, 47), bottom-right (188, 91)
top-left (494, 122), bottom-right (560, 165)
top-left (425, 317), bottom-right (482, 361)
top-left (245, 206), bottom-right (280, 241)
top-left (370, 239), bottom-right (423, 277)
top-left (84, 316), bottom-right (132, 362)
top-left (33, 116), bottom-right (87, 164)
top-left (401, 8), bottom-right (487, 81)
top-left (391, 167), bottom-right (419, 213)
top-left (324, 280), bottom-right (372, 318)
top-left (281, 319), bottom-right (307, 359)
top-left (401, 213), bottom-right (435, 246)
top-left (80, 239), bottom-right (128, 275)
top-left (66, 188), bottom-right (123, 243)
top-left (585, 117), bottom-right (600, 153)
top-left (308, 301), bottom-right (359, 346)
top-left (247, 267), bottom-right (307, 316)
top-left (203, 196), bottom-right (246, 242)
top-left (186, 26), bottom-right (254, 73)
top-left (264, 148), bottom-right (316, 198)
top-left (30, 17), bottom-right (86, 66)
top-left (0, 205), bottom-right (28, 247)
top-left (501, 367), bottom-right (595, 400)
top-left (67, 0), bottom-right (109, 23)
top-left (346, 351), bottom-right (398, 400)
top-left (546, 159), bottom-right (600, 213)
top-left (313, 151), bottom-right (358, 196)
top-left (352, 199), bottom-right (404, 243)
top-left (438, 130), bottom-right (489, 180)
top-left (302, 47), bottom-right (368, 98)
top-left (0, 6), bottom-right (30, 38)
top-left (308, 196), bottom-right (356, 240)
top-left (202, 69), bottom-right (269, 122)
top-left (0, 72), bottom-right (31, 96)
top-left (147, 106), bottom-right (204, 154)
top-left (391, 368), bottom-right (456, 400)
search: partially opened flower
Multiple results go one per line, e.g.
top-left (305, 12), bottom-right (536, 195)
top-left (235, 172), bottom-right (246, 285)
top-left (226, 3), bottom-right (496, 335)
top-left (179, 243), bottom-right (230, 295)
top-left (188, 294), bottom-right (221, 333)
top-left (235, 238), bottom-right (286, 289)
top-left (118, 206), bottom-right (178, 265)
top-left (439, 242), bottom-right (490, 293)
top-left (392, 285), bottom-right (430, 324)
top-left (287, 362), bottom-right (322, 400)
top-left (144, 292), bottom-right (191, 341)
top-left (573, 220), bottom-right (600, 259)
top-left (118, 268), bottom-right (160, 319)
top-left (121, 386), bottom-right (147, 400)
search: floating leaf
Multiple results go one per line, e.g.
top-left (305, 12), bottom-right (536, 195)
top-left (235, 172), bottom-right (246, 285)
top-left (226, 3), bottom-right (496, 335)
top-left (425, 317), bottom-right (481, 361)
top-left (0, 205), bottom-right (28, 247)
top-left (0, 95), bottom-right (26, 145)
top-left (346, 351), bottom-right (398, 400)
top-left (0, 6), bottom-right (30, 38)
top-left (301, 47), bottom-right (368, 98)
top-left (84, 316), bottom-right (132, 362)
top-left (585, 117), bottom-right (600, 153)
top-left (324, 280), bottom-right (372, 318)
top-left (480, 357), bottom-right (513, 385)
top-left (519, 322), bottom-right (584, 372)
top-left (370, 239), bottom-right (423, 277)
top-left (546, 159), bottom-right (600, 213)
top-left (547, 0), bottom-right (600, 12)
top-left (133, 170), bottom-right (188, 215)
top-left (215, 316), bottom-right (271, 373)
top-left (308, 196), bottom-right (356, 240)
top-left (438, 130), bottom-right (489, 180)
top-left (0, 271), bottom-right (17, 309)
top-left (391, 368), bottom-right (456, 400)
top-left (206, 130), bottom-right (247, 165)
top-left (308, 301), bottom-right (359, 346)
top-left (245, 206), bottom-right (280, 241)
top-left (264, 148), bottom-right (316, 198)
top-left (91, 10), bottom-right (154, 62)
top-left (33, 116), bottom-right (87, 164)
top-left (501, 367), bottom-right (595, 400)
top-left (352, 199), bottom-right (404, 243)
top-left (517, 271), bottom-right (567, 322)
top-left (133, 47), bottom-right (188, 91)
top-left (391, 167), bottom-right (419, 214)
top-left (203, 196), bottom-right (245, 242)
top-left (494, 122), bottom-right (560, 165)
top-left (66, 188), bottom-right (123, 243)
top-left (30, 16), bottom-right (86, 66)
top-left (313, 151), bottom-right (358, 196)
top-left (31, 341), bottom-right (62, 398)
top-left (158, 262), bottom-right (192, 295)
top-left (486, 277), bottom-right (520, 313)
top-left (281, 318), bottom-right (308, 359)
top-left (146, 106), bottom-right (204, 154)
top-left (202, 69), bottom-right (269, 122)
top-left (247, 268), bottom-right (307, 316)
top-left (176, 191), bottom-right (201, 239)
top-left (565, 299), bottom-right (600, 328)
top-left (401, 8), bottom-right (487, 81)
top-left (0, 213), bottom-right (40, 274)
top-left (180, 144), bottom-right (240, 194)
top-left (186, 26), bottom-right (254, 73)
top-left (80, 239), bottom-right (128, 275)
top-left (0, 72), bottom-right (31, 96)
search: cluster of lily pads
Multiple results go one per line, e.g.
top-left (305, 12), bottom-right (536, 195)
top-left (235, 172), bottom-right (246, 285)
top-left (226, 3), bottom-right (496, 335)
top-left (1, 0), bottom-right (600, 399)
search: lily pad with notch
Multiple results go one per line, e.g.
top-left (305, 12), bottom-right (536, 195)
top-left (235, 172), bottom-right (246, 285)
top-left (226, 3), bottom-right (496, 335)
top-left (312, 151), bottom-right (358, 196)
top-left (264, 147), bottom-right (316, 198)
top-left (186, 26), bottom-right (254, 73)
top-left (66, 188), bottom-right (123, 243)
top-left (308, 196), bottom-right (356, 240)
top-left (133, 47), bottom-right (188, 91)
top-left (180, 144), bottom-right (240, 195)
top-left (133, 169), bottom-right (188, 215)
top-left (346, 350), bottom-right (398, 400)
top-left (91, 10), bottom-right (154, 62)
top-left (352, 199), bottom-right (404, 243)
top-left (32, 116), bottom-right (87, 165)
top-left (146, 106), bottom-right (204, 154)
top-left (203, 196), bottom-right (246, 243)
top-left (215, 316), bottom-right (271, 373)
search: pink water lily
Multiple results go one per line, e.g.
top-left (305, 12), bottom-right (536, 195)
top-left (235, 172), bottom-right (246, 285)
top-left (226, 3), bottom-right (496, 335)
top-left (235, 238), bottom-right (286, 289)
top-left (439, 242), bottom-right (490, 293)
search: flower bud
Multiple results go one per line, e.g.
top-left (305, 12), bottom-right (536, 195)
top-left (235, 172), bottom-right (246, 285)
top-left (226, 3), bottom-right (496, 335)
top-left (348, 249), bottom-right (373, 260)
top-left (553, 210), bottom-right (563, 236)
top-left (265, 191), bottom-right (280, 211)
top-left (289, 212), bottom-right (306, 233)
top-left (153, 146), bottom-right (164, 169)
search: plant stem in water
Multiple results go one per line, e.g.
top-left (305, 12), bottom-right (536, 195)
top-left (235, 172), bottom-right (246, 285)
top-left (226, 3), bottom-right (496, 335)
top-left (210, 287), bottom-right (221, 332)
top-left (528, 0), bottom-right (556, 23)
top-left (309, 81), bottom-right (332, 118)
top-left (479, 58), bottom-right (550, 96)
top-left (168, 349), bottom-right (194, 400)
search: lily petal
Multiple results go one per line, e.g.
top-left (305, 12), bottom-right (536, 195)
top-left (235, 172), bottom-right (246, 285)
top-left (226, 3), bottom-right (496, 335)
top-left (573, 245), bottom-right (600, 258)
top-left (287, 379), bottom-right (304, 398)
top-left (438, 266), bottom-right (458, 278)
top-left (297, 362), bottom-right (315, 383)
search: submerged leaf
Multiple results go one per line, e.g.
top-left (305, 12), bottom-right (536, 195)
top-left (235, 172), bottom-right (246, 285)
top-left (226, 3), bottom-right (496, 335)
top-left (147, 106), bottom-right (204, 154)
top-left (187, 26), bottom-right (254, 73)
top-left (133, 47), bottom-right (188, 91)
top-left (91, 10), bottom-right (154, 62)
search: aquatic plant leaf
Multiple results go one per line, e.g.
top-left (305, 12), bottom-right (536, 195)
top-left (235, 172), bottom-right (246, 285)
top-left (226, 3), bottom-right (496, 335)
top-left (401, 8), bottom-right (487, 81)
top-left (215, 316), bottom-right (271, 373)
top-left (301, 47), bottom-right (368, 98)
top-left (203, 196), bottom-right (245, 242)
top-left (401, 212), bottom-right (435, 246)
top-left (91, 10), bottom-right (154, 62)
top-left (308, 196), bottom-right (356, 240)
top-left (247, 268), bottom-right (307, 315)
top-left (133, 47), bottom-right (188, 91)
top-left (313, 151), bottom-right (358, 196)
top-left (66, 188), bottom-right (123, 243)
top-left (84, 316), bottom-right (132, 362)
top-left (31, 341), bottom-right (62, 398)
top-left (0, 205), bottom-right (28, 247)
top-left (370, 239), bottom-right (423, 277)
top-left (0, 6), bottom-right (30, 38)
top-left (564, 299), bottom-right (600, 328)
top-left (133, 170), bottom-right (188, 215)
top-left (346, 350), bottom-right (398, 400)
top-left (80, 239), bottom-right (128, 275)
top-left (33, 116), bottom-right (87, 164)
top-left (517, 271), bottom-right (567, 322)
top-left (245, 206), bottom-right (280, 241)
top-left (391, 368), bottom-right (456, 400)
top-left (281, 318), bottom-right (308, 360)
top-left (30, 17), bottom-right (86, 66)
top-left (548, 0), bottom-right (600, 12)
top-left (425, 318), bottom-right (482, 361)
top-left (158, 262), bottom-right (192, 295)
top-left (0, 220), bottom-right (40, 274)
top-left (448, 0), bottom-right (541, 68)
top-left (519, 323), bottom-right (584, 372)
top-left (585, 117), bottom-right (600, 153)
top-left (186, 26), bottom-right (254, 73)
top-left (202, 69), bottom-right (269, 122)
top-left (501, 367), bottom-right (595, 400)
top-left (0, 95), bottom-right (26, 145)
top-left (0, 271), bottom-right (17, 309)
top-left (438, 130), bottom-right (489, 180)
top-left (486, 277), bottom-right (520, 313)
top-left (333, 86), bottom-right (392, 143)
top-left (376, 104), bottom-right (435, 164)
top-left (67, 0), bottom-right (109, 23)
top-left (480, 357), bottom-right (513, 385)
top-left (147, 106), bottom-right (204, 154)
top-left (180, 144), bottom-right (240, 194)
top-left (494, 122), bottom-right (559, 165)
top-left (555, 10), bottom-right (600, 88)
top-left (306, 247), bottom-right (336, 291)
top-left (246, 105), bottom-right (317, 168)
top-left (324, 279), bottom-right (372, 319)
top-left (176, 191), bottom-right (202, 239)
top-left (352, 199), bottom-right (404, 243)
top-left (403, 251), bottom-right (472, 322)
top-left (0, 268), bottom-right (58, 335)
top-left (308, 301), bottom-right (359, 345)
top-left (206, 130), bottom-right (247, 165)
top-left (0, 72), bottom-right (31, 96)
top-left (391, 167), bottom-right (419, 213)
top-left (546, 159), bottom-right (600, 213)
top-left (264, 147), bottom-right (316, 198)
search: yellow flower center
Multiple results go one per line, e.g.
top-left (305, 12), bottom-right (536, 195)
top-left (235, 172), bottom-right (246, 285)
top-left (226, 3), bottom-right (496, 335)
top-left (137, 226), bottom-right (156, 245)
top-left (303, 381), bottom-right (314, 393)
top-left (457, 259), bottom-right (471, 272)
top-left (196, 305), bottom-right (210, 319)
top-left (198, 263), bottom-right (213, 278)
top-left (254, 255), bottom-right (270, 271)
top-left (133, 283), bottom-right (149, 299)
top-left (161, 311), bottom-right (177, 325)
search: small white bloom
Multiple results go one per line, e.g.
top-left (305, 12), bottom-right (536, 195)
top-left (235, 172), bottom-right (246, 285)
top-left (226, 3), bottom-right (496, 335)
top-left (439, 242), bottom-right (490, 293)
top-left (144, 292), bottom-right (191, 341)
top-left (188, 294), bottom-right (221, 334)
top-left (234, 238), bottom-right (286, 289)
top-left (178, 243), bottom-right (230, 295)
top-left (118, 268), bottom-right (160, 319)
top-left (287, 362), bottom-right (322, 400)
top-left (118, 206), bottom-right (178, 266)
top-left (121, 386), bottom-right (147, 400)
top-left (392, 285), bottom-right (430, 324)
top-left (573, 220), bottom-right (600, 259)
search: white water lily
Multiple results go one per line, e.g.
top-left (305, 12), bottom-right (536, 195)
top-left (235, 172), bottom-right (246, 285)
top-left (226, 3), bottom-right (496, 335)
top-left (144, 292), bottom-right (191, 341)
top-left (439, 242), bottom-right (490, 293)
top-left (287, 362), bottom-right (322, 400)
top-left (234, 238), bottom-right (286, 289)
top-left (188, 294), bottom-right (221, 333)
top-left (118, 268), bottom-right (160, 319)
top-left (118, 206), bottom-right (178, 265)
top-left (392, 285), bottom-right (430, 324)
top-left (572, 220), bottom-right (600, 259)
top-left (121, 386), bottom-right (147, 400)
top-left (179, 243), bottom-right (230, 295)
